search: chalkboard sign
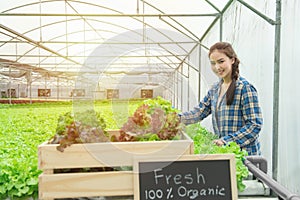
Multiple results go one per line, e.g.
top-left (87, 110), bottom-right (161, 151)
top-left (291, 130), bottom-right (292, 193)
top-left (134, 154), bottom-right (237, 200)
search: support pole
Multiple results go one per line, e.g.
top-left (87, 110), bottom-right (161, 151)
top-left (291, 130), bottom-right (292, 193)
top-left (272, 0), bottom-right (282, 182)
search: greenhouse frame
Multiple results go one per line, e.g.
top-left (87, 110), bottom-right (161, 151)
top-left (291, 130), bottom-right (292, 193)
top-left (1, 0), bottom-right (300, 199)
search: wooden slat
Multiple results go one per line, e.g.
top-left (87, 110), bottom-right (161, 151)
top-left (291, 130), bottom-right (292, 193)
top-left (39, 132), bottom-right (193, 170)
top-left (39, 171), bottom-right (133, 199)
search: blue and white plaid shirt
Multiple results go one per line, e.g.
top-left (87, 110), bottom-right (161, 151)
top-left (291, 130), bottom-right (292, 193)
top-left (180, 76), bottom-right (263, 155)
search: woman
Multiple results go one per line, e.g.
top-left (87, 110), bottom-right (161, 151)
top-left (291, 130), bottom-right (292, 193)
top-left (180, 42), bottom-right (263, 155)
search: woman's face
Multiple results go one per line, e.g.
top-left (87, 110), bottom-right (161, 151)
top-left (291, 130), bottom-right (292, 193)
top-left (209, 50), bottom-right (234, 81)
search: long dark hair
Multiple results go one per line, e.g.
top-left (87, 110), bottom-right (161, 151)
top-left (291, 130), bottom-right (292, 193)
top-left (208, 42), bottom-right (240, 105)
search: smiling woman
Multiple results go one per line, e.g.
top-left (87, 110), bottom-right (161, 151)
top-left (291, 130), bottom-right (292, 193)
top-left (180, 42), bottom-right (263, 156)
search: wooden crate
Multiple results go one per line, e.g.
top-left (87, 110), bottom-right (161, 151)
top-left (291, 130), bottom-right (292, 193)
top-left (38, 130), bottom-right (194, 200)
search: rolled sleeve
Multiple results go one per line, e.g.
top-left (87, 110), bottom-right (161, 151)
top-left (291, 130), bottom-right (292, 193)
top-left (180, 91), bottom-right (212, 125)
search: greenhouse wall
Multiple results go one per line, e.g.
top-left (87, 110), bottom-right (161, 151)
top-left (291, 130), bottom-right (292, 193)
top-left (277, 0), bottom-right (300, 194)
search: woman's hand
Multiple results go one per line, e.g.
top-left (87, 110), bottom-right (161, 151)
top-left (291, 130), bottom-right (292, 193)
top-left (213, 139), bottom-right (225, 146)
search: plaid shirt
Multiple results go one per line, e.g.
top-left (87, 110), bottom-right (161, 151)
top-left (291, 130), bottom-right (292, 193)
top-left (180, 76), bottom-right (263, 155)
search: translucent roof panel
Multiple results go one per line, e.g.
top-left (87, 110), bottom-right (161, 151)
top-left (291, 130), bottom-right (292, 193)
top-left (0, 0), bottom-right (231, 84)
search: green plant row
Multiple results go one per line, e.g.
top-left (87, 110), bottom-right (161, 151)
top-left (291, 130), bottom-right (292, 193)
top-left (0, 100), bottom-right (140, 199)
top-left (0, 106), bottom-right (67, 199)
top-left (185, 123), bottom-right (249, 192)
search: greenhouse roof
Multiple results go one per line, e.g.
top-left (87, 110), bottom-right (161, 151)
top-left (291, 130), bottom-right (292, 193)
top-left (0, 0), bottom-right (234, 85)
